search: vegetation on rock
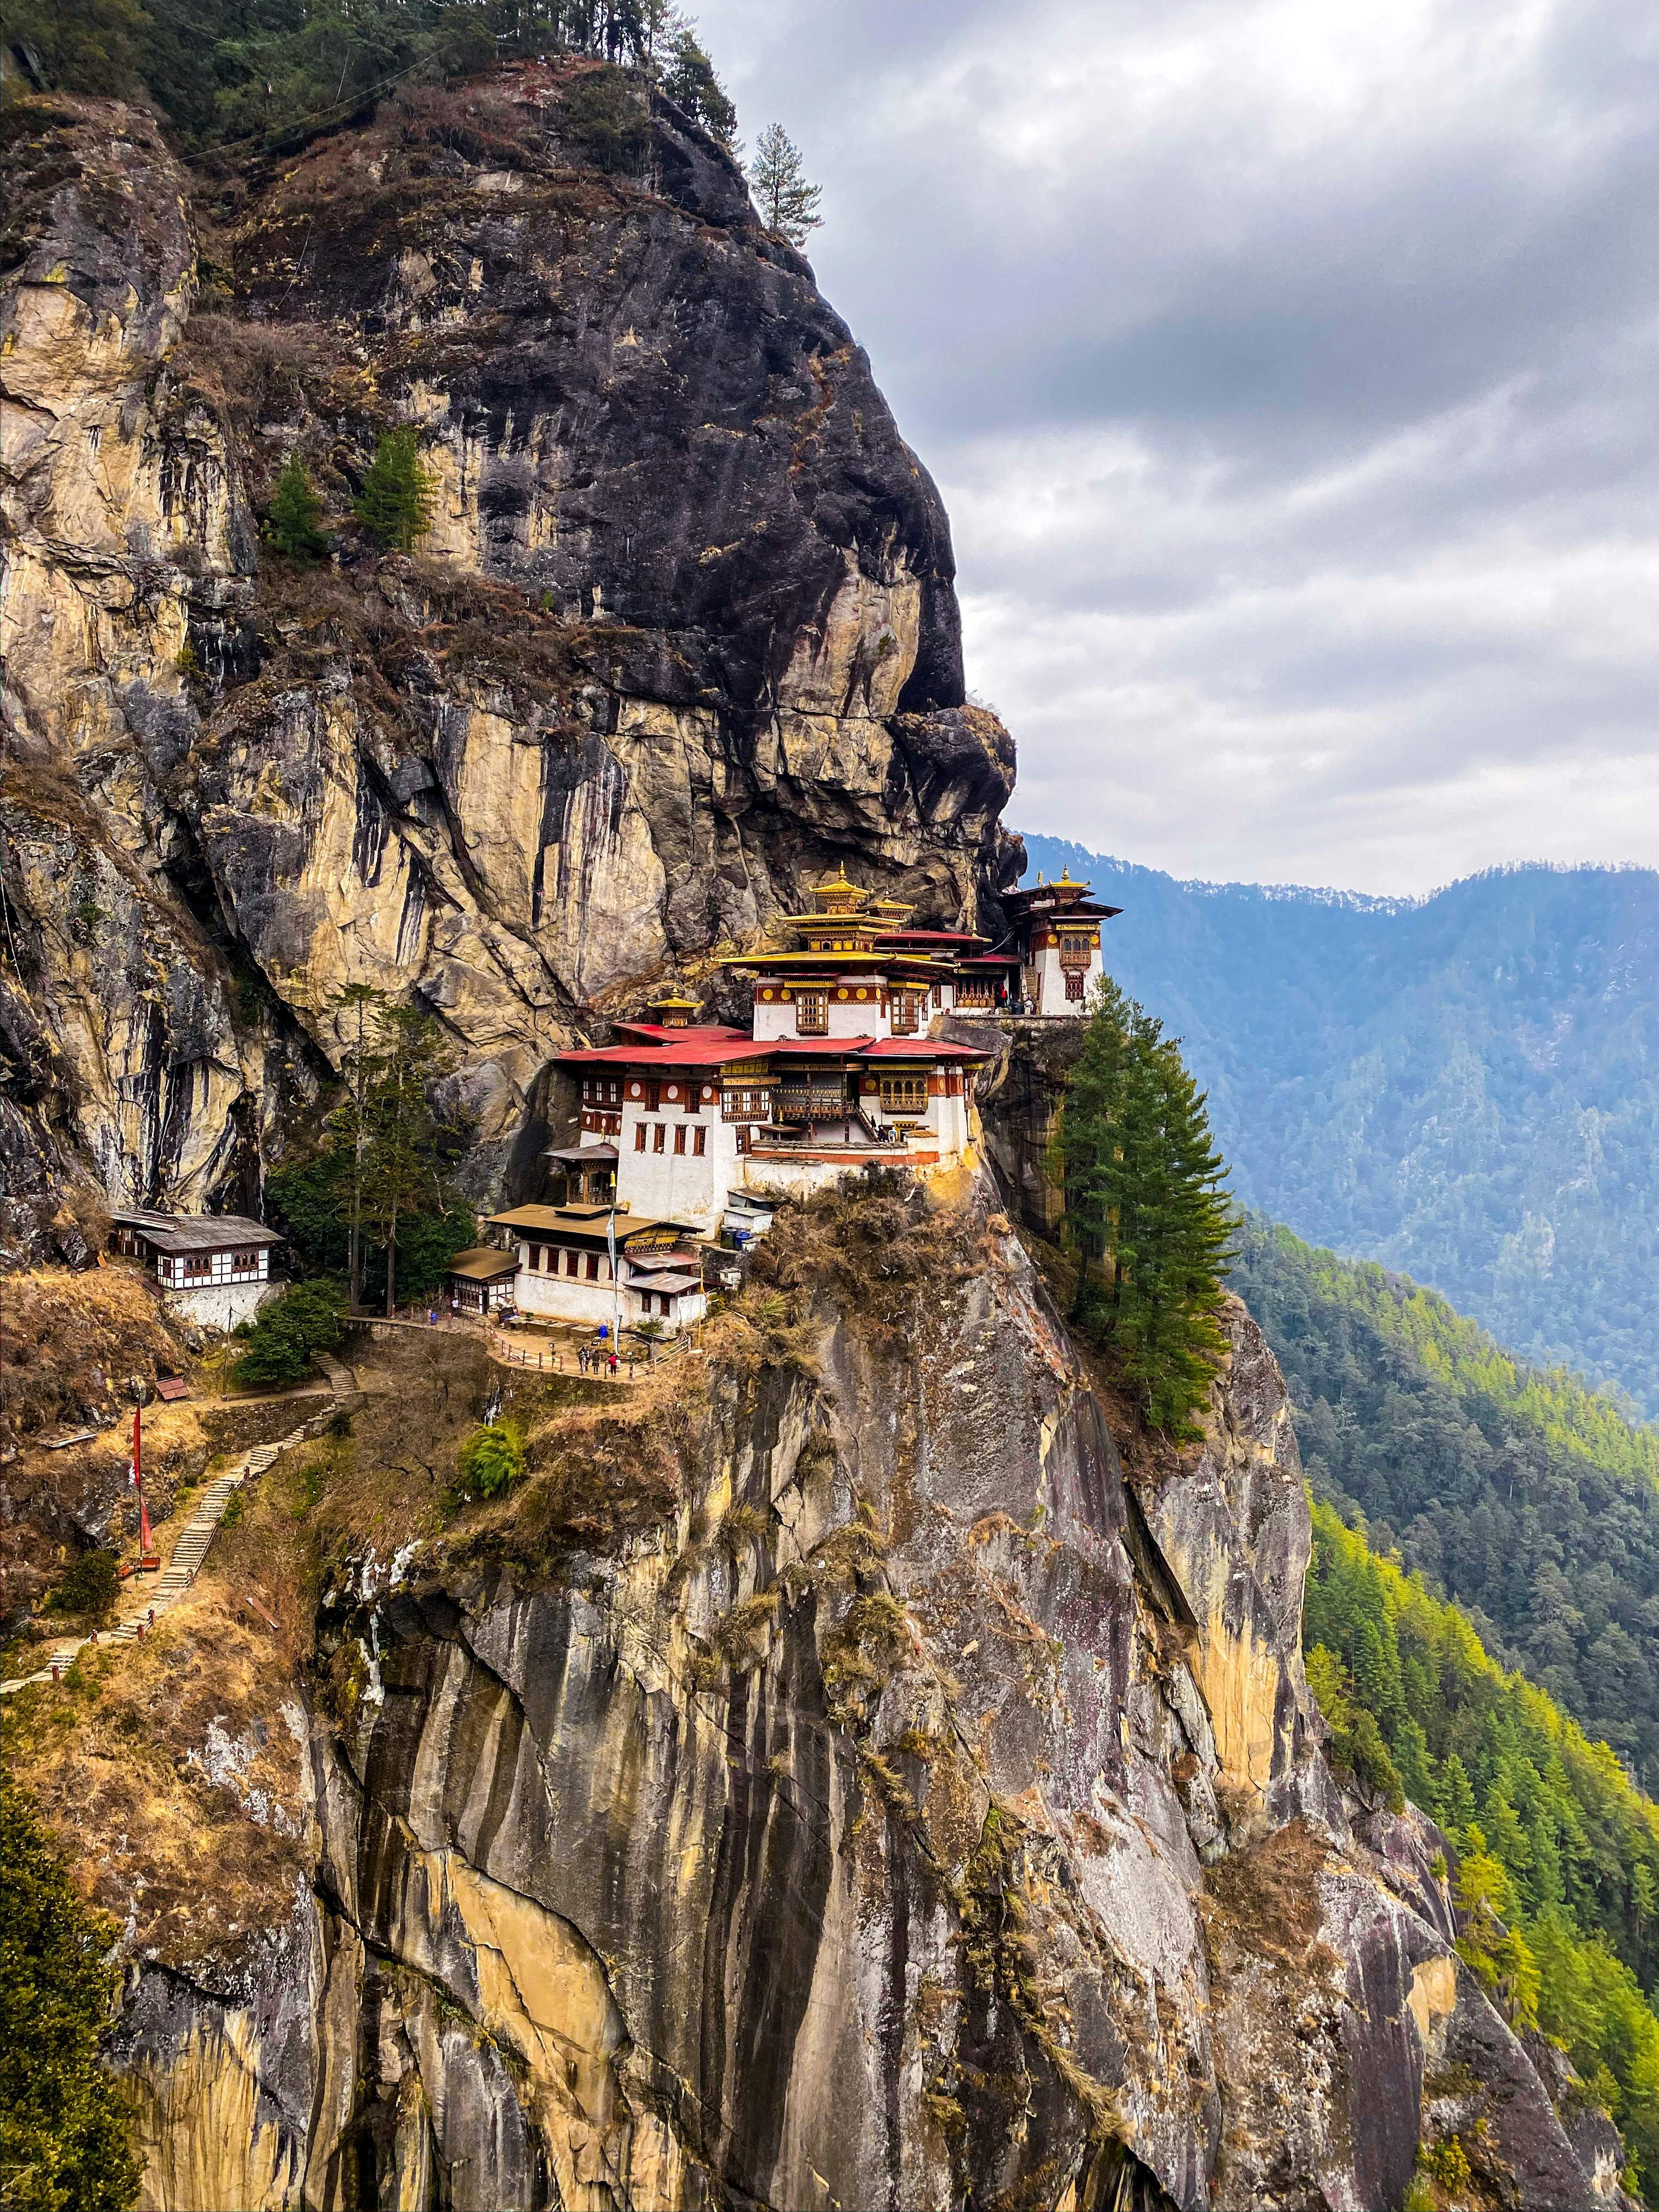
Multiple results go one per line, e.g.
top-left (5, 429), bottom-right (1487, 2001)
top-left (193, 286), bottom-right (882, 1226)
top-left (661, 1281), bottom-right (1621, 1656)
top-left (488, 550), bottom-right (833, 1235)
top-left (352, 430), bottom-right (436, 552)
top-left (263, 454), bottom-right (329, 562)
top-left (1305, 1504), bottom-right (1659, 2199)
top-left (0, 1776), bottom-right (140, 2212)
top-left (1052, 978), bottom-right (1233, 1436)
top-left (747, 123), bottom-right (822, 246)
top-left (1233, 1212), bottom-right (1659, 1792)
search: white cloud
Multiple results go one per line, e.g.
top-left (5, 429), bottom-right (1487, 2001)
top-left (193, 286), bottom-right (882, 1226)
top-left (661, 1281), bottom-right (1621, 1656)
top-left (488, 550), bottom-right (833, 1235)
top-left (697, 0), bottom-right (1659, 891)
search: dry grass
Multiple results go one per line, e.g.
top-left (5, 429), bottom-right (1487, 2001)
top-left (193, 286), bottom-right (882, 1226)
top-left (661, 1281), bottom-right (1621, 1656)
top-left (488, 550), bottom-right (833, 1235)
top-left (1, 1267), bottom-right (188, 1451)
top-left (1200, 1818), bottom-right (1332, 1971)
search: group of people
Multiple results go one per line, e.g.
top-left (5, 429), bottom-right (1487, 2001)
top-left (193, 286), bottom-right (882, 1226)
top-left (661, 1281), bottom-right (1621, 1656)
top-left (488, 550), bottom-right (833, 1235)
top-left (575, 1340), bottom-right (628, 1378)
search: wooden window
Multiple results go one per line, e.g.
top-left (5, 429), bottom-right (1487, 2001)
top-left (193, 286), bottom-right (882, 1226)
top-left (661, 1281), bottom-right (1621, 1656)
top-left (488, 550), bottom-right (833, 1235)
top-left (653, 1123), bottom-right (666, 1153)
top-left (795, 990), bottom-right (827, 1035)
top-left (644, 1078), bottom-right (661, 1110)
top-left (673, 1124), bottom-right (686, 1155)
top-left (693, 1125), bottom-right (707, 1156)
top-left (565, 1248), bottom-right (579, 1276)
top-left (635, 1122), bottom-right (647, 1152)
top-left (1064, 969), bottom-right (1085, 1001)
top-left (182, 1253), bottom-right (212, 1279)
top-left (233, 1249), bottom-right (259, 1272)
top-left (890, 993), bottom-right (921, 1036)
top-left (879, 1074), bottom-right (929, 1116)
top-left (585, 1253), bottom-right (600, 1280)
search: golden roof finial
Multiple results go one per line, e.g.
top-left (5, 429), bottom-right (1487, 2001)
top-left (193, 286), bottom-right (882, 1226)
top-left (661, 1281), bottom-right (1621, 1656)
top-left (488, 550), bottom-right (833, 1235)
top-left (1059, 865), bottom-right (1073, 884)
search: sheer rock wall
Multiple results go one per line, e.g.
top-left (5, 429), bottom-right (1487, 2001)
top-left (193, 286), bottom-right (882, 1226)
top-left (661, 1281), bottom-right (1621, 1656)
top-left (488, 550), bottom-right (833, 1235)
top-left (101, 1193), bottom-right (1616, 2211)
top-left (0, 76), bottom-right (1017, 1246)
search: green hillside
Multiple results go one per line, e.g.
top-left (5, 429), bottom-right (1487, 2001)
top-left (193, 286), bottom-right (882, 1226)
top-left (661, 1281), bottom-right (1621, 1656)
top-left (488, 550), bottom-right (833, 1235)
top-left (1306, 1505), bottom-right (1659, 2201)
top-left (1022, 837), bottom-right (1659, 1415)
top-left (1230, 1212), bottom-right (1659, 1793)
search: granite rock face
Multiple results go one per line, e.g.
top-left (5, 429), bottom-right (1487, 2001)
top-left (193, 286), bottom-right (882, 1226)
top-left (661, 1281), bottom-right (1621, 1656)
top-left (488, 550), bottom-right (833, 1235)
top-left (101, 1189), bottom-right (1618, 2211)
top-left (0, 74), bottom-right (1017, 1240)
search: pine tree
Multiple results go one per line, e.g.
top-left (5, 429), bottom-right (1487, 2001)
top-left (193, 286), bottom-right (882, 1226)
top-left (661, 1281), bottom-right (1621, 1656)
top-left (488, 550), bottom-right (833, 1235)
top-left (353, 429), bottom-right (437, 551)
top-left (358, 1002), bottom-right (462, 1315)
top-left (325, 983), bottom-right (387, 1311)
top-left (265, 454), bottom-right (330, 562)
top-left (747, 123), bottom-right (823, 247)
top-left (1053, 979), bottom-right (1234, 1437)
top-left (663, 24), bottom-right (736, 143)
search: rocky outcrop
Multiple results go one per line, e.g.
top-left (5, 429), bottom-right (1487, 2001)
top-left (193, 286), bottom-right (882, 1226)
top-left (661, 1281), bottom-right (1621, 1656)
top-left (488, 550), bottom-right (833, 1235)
top-left (88, 1183), bottom-right (1618, 2211)
top-left (0, 75), bottom-right (1017, 1240)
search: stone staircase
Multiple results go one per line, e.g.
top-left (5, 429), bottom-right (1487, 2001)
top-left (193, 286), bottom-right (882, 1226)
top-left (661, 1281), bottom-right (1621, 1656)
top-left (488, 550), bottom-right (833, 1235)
top-left (1, 1398), bottom-right (346, 1695)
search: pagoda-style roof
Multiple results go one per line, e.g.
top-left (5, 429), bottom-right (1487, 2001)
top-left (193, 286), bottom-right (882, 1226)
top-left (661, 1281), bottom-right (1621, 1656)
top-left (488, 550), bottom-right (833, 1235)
top-left (1003, 867), bottom-right (1122, 921)
top-left (644, 988), bottom-right (703, 1028)
top-left (873, 929), bottom-right (989, 949)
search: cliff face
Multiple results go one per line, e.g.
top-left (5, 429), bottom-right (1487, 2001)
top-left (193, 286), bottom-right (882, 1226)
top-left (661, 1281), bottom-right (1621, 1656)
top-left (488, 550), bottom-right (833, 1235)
top-left (0, 75), bottom-right (1016, 1243)
top-left (39, 1181), bottom-right (1605, 2212)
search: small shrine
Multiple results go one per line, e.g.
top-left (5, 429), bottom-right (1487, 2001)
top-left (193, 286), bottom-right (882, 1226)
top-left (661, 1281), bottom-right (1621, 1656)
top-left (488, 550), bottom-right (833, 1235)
top-left (1000, 869), bottom-right (1120, 1011)
top-left (110, 1207), bottom-right (281, 1330)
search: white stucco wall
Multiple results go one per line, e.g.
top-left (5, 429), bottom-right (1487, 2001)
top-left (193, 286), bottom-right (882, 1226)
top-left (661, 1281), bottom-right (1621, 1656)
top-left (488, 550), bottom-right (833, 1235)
top-left (166, 1278), bottom-right (281, 1333)
top-left (614, 1102), bottom-right (743, 1231)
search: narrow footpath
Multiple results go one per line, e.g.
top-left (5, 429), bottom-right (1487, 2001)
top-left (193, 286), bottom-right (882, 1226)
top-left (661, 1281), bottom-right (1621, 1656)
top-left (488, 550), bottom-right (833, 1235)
top-left (0, 1362), bottom-right (358, 1696)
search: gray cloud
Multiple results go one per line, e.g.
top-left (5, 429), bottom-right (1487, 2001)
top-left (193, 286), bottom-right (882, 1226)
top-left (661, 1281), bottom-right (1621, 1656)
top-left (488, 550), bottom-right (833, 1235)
top-left (698, 0), bottom-right (1659, 891)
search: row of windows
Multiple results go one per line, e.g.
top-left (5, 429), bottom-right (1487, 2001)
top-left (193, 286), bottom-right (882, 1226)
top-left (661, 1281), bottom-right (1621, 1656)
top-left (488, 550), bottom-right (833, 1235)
top-left (788, 990), bottom-right (930, 1036)
top-left (168, 1250), bottom-right (265, 1280)
top-left (634, 1121), bottom-right (709, 1155)
top-left (527, 1245), bottom-right (611, 1280)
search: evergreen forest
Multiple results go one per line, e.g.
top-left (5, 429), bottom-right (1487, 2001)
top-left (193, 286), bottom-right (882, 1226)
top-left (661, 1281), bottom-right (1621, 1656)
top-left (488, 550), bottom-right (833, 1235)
top-left (4, 0), bottom-right (737, 156)
top-left (1023, 837), bottom-right (1659, 1415)
top-left (1305, 1507), bottom-right (1659, 2203)
top-left (1231, 1212), bottom-right (1659, 1794)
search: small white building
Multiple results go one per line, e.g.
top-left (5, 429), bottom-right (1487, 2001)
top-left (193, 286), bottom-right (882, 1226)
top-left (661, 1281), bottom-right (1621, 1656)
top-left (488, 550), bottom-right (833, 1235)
top-left (110, 1208), bottom-right (282, 1331)
top-left (485, 1203), bottom-right (709, 1334)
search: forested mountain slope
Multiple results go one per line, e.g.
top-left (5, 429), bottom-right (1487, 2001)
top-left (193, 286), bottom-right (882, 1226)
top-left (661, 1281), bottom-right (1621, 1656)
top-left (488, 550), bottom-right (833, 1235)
top-left (1020, 835), bottom-right (1659, 1414)
top-left (1231, 1213), bottom-right (1659, 1793)
top-left (1305, 1506), bottom-right (1659, 2203)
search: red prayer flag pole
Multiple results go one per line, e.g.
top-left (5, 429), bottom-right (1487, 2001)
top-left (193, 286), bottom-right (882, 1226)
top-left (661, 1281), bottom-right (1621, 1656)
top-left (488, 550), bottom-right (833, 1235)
top-left (132, 1406), bottom-right (154, 1559)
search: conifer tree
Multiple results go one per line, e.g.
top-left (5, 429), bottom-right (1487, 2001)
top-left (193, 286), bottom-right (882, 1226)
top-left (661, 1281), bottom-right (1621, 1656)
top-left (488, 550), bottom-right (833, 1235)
top-left (264, 454), bottom-right (329, 561)
top-left (747, 123), bottom-right (823, 246)
top-left (1053, 978), bottom-right (1233, 1436)
top-left (358, 1002), bottom-right (462, 1314)
top-left (353, 428), bottom-right (437, 551)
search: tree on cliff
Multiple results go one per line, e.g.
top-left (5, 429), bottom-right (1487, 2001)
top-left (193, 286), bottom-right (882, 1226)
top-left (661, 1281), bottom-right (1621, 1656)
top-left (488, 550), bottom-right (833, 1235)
top-left (748, 124), bottom-right (822, 247)
top-left (358, 1002), bottom-right (465, 1315)
top-left (1054, 977), bottom-right (1233, 1436)
top-left (0, 1777), bottom-right (140, 2212)
top-left (660, 21), bottom-right (737, 143)
top-left (353, 430), bottom-right (437, 552)
top-left (265, 455), bottom-right (330, 563)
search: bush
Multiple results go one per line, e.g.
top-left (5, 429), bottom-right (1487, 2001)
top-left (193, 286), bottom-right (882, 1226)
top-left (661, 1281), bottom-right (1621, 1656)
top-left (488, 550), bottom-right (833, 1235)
top-left (0, 1776), bottom-right (142, 2212)
top-left (562, 69), bottom-right (650, 172)
top-left (454, 1420), bottom-right (525, 1502)
top-left (43, 1550), bottom-right (118, 1625)
top-left (231, 1278), bottom-right (343, 1389)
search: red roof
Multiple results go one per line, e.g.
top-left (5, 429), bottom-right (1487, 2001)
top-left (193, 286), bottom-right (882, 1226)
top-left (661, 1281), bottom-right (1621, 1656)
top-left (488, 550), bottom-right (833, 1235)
top-left (955, 953), bottom-right (1022, 968)
top-left (560, 1037), bottom-right (765, 1069)
top-left (766, 1035), bottom-right (878, 1057)
top-left (610, 1022), bottom-right (752, 1046)
top-left (855, 1038), bottom-right (986, 1059)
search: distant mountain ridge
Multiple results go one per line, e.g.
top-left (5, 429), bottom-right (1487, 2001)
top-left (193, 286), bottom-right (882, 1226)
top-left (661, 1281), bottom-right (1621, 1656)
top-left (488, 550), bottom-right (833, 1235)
top-left (1020, 834), bottom-right (1659, 1413)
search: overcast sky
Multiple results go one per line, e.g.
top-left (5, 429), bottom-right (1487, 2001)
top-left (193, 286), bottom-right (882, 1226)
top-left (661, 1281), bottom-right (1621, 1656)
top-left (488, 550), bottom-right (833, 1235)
top-left (695, 0), bottom-right (1659, 894)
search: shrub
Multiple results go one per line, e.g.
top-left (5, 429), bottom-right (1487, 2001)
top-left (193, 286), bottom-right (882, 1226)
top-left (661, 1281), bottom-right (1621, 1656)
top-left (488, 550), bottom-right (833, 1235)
top-left (231, 1278), bottom-right (343, 1389)
top-left (455, 1420), bottom-right (525, 1502)
top-left (44, 1550), bottom-right (118, 1625)
top-left (562, 69), bottom-right (649, 173)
